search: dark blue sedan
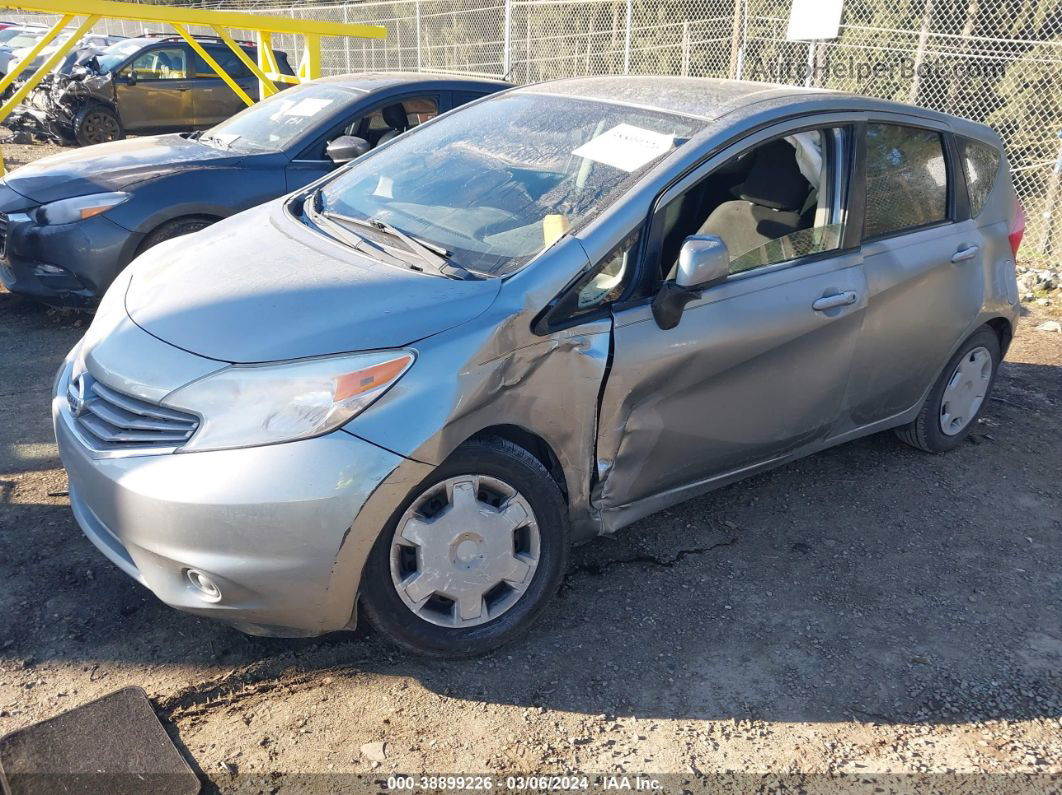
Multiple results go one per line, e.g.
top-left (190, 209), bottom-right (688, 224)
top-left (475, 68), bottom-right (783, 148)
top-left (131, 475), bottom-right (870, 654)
top-left (0, 72), bottom-right (510, 307)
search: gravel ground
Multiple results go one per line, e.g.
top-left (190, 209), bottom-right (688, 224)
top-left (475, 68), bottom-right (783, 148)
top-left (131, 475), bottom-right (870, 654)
top-left (0, 143), bottom-right (1059, 793)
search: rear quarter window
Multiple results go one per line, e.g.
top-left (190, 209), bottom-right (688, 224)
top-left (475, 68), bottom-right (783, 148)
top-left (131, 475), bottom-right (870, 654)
top-left (864, 123), bottom-right (948, 239)
top-left (960, 137), bottom-right (1001, 218)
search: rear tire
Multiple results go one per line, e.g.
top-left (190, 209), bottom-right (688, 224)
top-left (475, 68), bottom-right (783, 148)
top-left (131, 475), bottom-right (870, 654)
top-left (73, 105), bottom-right (122, 146)
top-left (139, 217), bottom-right (215, 254)
top-left (360, 437), bottom-right (569, 658)
top-left (895, 326), bottom-right (1001, 453)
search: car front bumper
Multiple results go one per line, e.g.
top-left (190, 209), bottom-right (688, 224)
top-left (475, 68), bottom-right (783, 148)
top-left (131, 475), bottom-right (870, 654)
top-left (1, 212), bottom-right (144, 307)
top-left (52, 356), bottom-right (428, 637)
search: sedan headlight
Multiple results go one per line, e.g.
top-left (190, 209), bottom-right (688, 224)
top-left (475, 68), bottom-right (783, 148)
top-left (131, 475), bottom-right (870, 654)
top-left (35, 192), bottom-right (130, 225)
top-left (162, 350), bottom-right (415, 452)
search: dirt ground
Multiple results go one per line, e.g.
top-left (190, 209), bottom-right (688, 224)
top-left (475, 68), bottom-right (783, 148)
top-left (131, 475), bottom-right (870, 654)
top-left (0, 142), bottom-right (1059, 793)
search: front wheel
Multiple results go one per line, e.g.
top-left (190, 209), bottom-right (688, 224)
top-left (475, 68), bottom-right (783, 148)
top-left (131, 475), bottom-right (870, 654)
top-left (73, 105), bottom-right (122, 146)
top-left (360, 437), bottom-right (569, 658)
top-left (895, 326), bottom-right (1001, 453)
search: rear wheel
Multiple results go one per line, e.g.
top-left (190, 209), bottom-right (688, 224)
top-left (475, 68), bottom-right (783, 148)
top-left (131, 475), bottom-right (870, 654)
top-left (73, 105), bottom-right (122, 146)
top-left (360, 437), bottom-right (569, 658)
top-left (895, 327), bottom-right (1000, 453)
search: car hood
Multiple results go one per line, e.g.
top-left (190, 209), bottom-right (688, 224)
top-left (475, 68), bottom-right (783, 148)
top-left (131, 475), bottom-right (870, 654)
top-left (2, 134), bottom-right (243, 204)
top-left (124, 202), bottom-right (503, 363)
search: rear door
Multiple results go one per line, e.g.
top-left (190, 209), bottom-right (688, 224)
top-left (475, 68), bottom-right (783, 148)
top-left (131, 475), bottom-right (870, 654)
top-left (843, 119), bottom-right (986, 429)
top-left (191, 45), bottom-right (257, 127)
top-left (115, 45), bottom-right (196, 131)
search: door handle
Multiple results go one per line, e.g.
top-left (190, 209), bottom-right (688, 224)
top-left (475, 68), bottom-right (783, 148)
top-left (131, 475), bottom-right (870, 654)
top-left (812, 291), bottom-right (858, 311)
top-left (951, 245), bottom-right (979, 262)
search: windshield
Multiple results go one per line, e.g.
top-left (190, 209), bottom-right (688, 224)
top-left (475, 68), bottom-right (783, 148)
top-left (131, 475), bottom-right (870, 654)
top-left (201, 83), bottom-right (360, 153)
top-left (0, 28), bottom-right (33, 45)
top-left (4, 31), bottom-right (43, 49)
top-left (95, 38), bottom-right (145, 73)
top-left (318, 93), bottom-right (703, 276)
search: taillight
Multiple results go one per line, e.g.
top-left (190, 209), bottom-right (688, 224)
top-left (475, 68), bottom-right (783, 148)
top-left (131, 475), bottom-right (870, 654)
top-left (1009, 198), bottom-right (1025, 258)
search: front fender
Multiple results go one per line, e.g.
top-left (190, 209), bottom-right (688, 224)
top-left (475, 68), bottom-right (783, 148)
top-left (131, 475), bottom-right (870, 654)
top-left (107, 164), bottom-right (287, 235)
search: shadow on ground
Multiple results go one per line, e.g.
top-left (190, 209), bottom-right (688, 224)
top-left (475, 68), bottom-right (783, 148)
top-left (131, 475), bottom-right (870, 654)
top-left (1, 289), bottom-right (1059, 727)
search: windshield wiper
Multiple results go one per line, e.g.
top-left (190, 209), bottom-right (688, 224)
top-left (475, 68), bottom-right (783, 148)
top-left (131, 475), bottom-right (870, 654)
top-left (321, 209), bottom-right (479, 280)
top-left (302, 192), bottom-right (404, 265)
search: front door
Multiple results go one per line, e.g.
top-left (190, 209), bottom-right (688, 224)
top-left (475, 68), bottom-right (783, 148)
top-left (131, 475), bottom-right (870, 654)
top-left (115, 46), bottom-right (195, 132)
top-left (595, 122), bottom-right (866, 512)
top-left (285, 93), bottom-right (444, 191)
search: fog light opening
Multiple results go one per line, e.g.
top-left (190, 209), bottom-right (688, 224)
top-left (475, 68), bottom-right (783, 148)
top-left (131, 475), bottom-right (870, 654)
top-left (185, 568), bottom-right (222, 603)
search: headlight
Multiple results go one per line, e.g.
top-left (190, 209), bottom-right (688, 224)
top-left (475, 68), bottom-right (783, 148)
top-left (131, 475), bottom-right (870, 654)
top-left (35, 192), bottom-right (130, 225)
top-left (162, 350), bottom-right (415, 452)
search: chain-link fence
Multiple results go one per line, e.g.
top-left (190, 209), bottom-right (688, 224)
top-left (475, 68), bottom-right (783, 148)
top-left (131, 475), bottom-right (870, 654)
top-left (6, 0), bottom-right (1061, 255)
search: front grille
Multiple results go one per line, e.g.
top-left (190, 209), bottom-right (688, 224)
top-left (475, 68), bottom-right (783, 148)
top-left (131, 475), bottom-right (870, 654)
top-left (0, 213), bottom-right (8, 259)
top-left (68, 374), bottom-right (199, 451)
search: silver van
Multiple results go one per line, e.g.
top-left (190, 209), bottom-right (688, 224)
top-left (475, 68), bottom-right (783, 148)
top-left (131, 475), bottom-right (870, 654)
top-left (53, 77), bottom-right (1023, 657)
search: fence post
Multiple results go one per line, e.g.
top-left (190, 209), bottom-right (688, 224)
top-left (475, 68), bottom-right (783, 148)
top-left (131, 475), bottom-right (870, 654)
top-left (415, 0), bottom-right (422, 71)
top-left (681, 19), bottom-right (690, 77)
top-left (503, 0), bottom-right (512, 78)
top-left (343, 5), bottom-right (351, 74)
top-left (1039, 132), bottom-right (1062, 257)
top-left (728, 0), bottom-right (744, 79)
top-left (622, 0), bottom-right (632, 74)
top-left (909, 0), bottom-right (934, 104)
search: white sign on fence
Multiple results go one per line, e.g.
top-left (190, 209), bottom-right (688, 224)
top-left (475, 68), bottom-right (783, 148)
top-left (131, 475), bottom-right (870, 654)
top-left (786, 0), bottom-right (845, 41)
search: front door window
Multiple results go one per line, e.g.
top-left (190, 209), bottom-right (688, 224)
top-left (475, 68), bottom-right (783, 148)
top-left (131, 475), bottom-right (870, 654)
top-left (128, 47), bottom-right (188, 80)
top-left (654, 126), bottom-right (847, 280)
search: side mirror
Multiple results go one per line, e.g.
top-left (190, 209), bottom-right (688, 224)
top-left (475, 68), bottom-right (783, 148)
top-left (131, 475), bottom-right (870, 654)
top-left (123, 69), bottom-right (136, 86)
top-left (675, 234), bottom-right (729, 289)
top-left (652, 235), bottom-right (730, 330)
top-left (325, 135), bottom-right (370, 165)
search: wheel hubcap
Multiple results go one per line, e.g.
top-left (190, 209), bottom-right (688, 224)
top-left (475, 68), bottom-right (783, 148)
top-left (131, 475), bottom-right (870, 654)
top-left (939, 346), bottom-right (992, 435)
top-left (85, 113), bottom-right (118, 144)
top-left (390, 475), bottom-right (540, 628)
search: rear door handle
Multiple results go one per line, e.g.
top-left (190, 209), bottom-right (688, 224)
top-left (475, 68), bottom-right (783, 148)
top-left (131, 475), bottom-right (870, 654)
top-left (812, 291), bottom-right (858, 311)
top-left (951, 245), bottom-right (979, 262)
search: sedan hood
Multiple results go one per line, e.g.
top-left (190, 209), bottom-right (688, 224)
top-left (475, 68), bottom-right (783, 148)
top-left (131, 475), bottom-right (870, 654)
top-left (2, 134), bottom-right (242, 204)
top-left (125, 202), bottom-right (502, 363)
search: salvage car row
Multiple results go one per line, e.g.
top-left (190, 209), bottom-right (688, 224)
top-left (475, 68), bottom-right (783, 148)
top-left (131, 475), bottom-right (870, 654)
top-left (1, 66), bottom-right (1024, 657)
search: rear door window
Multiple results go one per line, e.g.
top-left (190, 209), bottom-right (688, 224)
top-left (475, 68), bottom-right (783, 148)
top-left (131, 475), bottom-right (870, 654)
top-left (959, 137), bottom-right (1001, 218)
top-left (453, 90), bottom-right (491, 107)
top-left (193, 48), bottom-right (253, 80)
top-left (864, 123), bottom-right (948, 239)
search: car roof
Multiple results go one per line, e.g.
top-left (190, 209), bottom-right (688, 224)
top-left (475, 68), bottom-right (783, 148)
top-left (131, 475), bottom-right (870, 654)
top-left (312, 71), bottom-right (511, 92)
top-left (513, 75), bottom-right (994, 139)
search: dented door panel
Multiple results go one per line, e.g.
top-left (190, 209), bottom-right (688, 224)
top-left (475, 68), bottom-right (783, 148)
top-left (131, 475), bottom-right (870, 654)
top-left (595, 251), bottom-right (866, 520)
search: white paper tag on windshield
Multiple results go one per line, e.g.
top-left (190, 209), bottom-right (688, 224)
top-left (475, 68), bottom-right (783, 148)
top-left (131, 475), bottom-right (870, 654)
top-left (282, 97), bottom-right (334, 117)
top-left (573, 124), bottom-right (674, 172)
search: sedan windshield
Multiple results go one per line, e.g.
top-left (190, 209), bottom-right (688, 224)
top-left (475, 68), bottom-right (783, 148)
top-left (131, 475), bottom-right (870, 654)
top-left (318, 93), bottom-right (703, 276)
top-left (200, 83), bottom-right (361, 153)
top-left (3, 31), bottom-right (44, 49)
top-left (0, 28), bottom-right (35, 45)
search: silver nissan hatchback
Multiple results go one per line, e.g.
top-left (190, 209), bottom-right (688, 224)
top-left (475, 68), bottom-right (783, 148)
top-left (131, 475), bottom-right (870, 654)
top-left (54, 77), bottom-right (1022, 657)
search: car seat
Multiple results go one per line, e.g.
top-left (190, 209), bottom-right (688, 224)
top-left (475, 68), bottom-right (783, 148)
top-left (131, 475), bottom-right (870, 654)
top-left (697, 138), bottom-right (813, 259)
top-left (376, 103), bottom-right (409, 145)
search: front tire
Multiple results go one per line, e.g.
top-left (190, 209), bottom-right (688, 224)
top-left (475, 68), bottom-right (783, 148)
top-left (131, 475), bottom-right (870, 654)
top-left (138, 216), bottom-right (214, 254)
top-left (895, 326), bottom-right (1001, 453)
top-left (361, 437), bottom-right (569, 658)
top-left (73, 105), bottom-right (122, 146)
